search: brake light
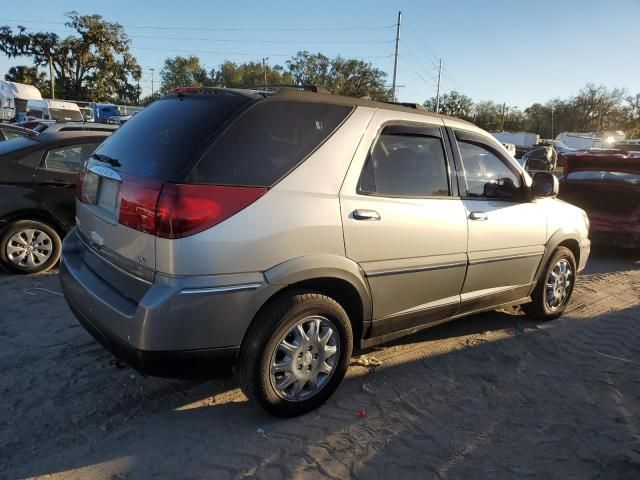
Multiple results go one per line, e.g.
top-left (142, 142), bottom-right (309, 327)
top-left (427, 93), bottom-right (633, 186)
top-left (156, 184), bottom-right (267, 239)
top-left (118, 177), bottom-right (164, 235)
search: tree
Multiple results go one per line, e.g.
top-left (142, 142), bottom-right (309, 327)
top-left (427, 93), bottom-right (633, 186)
top-left (0, 11), bottom-right (141, 102)
top-left (329, 57), bottom-right (390, 101)
top-left (210, 60), bottom-right (291, 87)
top-left (285, 51), bottom-right (390, 100)
top-left (4, 65), bottom-right (49, 96)
top-left (423, 91), bottom-right (473, 118)
top-left (160, 55), bottom-right (212, 93)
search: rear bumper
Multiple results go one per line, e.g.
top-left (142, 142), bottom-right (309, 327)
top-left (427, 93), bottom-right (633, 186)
top-left (60, 229), bottom-right (280, 378)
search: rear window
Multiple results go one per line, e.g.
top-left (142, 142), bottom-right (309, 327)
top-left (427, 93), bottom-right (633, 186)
top-left (0, 136), bottom-right (38, 155)
top-left (49, 108), bottom-right (84, 122)
top-left (92, 94), bottom-right (251, 179)
top-left (187, 100), bottom-right (353, 187)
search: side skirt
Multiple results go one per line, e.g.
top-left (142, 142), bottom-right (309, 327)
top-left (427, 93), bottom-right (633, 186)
top-left (360, 295), bottom-right (532, 350)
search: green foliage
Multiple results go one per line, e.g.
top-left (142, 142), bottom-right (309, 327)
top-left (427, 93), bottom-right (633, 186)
top-left (4, 65), bottom-right (49, 96)
top-left (425, 84), bottom-right (640, 139)
top-left (0, 11), bottom-right (141, 103)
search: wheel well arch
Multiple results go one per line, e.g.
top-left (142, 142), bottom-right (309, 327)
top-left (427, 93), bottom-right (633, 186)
top-left (244, 276), bottom-right (367, 351)
top-left (558, 238), bottom-right (580, 266)
top-left (1, 209), bottom-right (67, 237)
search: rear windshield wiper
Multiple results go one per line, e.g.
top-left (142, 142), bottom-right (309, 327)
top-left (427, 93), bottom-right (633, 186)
top-left (91, 153), bottom-right (121, 168)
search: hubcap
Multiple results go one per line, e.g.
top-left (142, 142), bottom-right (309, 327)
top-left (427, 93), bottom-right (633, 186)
top-left (6, 229), bottom-right (53, 269)
top-left (545, 258), bottom-right (573, 311)
top-left (269, 315), bottom-right (340, 402)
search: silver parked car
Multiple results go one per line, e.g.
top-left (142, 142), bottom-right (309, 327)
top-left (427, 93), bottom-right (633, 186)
top-left (60, 87), bottom-right (591, 417)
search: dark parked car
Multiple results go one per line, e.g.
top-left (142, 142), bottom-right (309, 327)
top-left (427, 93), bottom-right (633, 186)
top-left (0, 130), bottom-right (112, 273)
top-left (559, 151), bottom-right (640, 248)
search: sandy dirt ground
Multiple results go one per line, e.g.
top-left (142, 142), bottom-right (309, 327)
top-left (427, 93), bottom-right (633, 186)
top-left (1, 248), bottom-right (639, 479)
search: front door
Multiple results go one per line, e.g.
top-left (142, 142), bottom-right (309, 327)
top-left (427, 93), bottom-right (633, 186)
top-left (452, 129), bottom-right (546, 312)
top-left (341, 117), bottom-right (468, 337)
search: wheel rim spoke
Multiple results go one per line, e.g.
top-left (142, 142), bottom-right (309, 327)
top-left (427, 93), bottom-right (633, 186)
top-left (6, 228), bottom-right (53, 268)
top-left (544, 258), bottom-right (573, 311)
top-left (269, 314), bottom-right (340, 402)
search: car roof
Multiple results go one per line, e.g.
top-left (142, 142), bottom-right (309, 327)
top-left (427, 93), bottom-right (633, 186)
top-left (39, 122), bottom-right (118, 133)
top-left (167, 86), bottom-right (476, 128)
top-left (34, 130), bottom-right (113, 144)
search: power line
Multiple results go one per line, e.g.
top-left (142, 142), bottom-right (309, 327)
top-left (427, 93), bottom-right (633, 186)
top-left (1, 23), bottom-right (394, 45)
top-left (132, 46), bottom-right (394, 60)
top-left (0, 18), bottom-right (395, 32)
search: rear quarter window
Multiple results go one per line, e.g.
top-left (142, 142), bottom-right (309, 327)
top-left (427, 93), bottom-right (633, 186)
top-left (187, 100), bottom-right (354, 187)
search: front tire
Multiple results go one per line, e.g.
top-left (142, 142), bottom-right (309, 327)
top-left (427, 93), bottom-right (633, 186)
top-left (0, 220), bottom-right (62, 274)
top-left (237, 292), bottom-right (353, 418)
top-left (523, 246), bottom-right (576, 320)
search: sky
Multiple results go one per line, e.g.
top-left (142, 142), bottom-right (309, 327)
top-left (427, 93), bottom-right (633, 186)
top-left (1, 0), bottom-right (638, 108)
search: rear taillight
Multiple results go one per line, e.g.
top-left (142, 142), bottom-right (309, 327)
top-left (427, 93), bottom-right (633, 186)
top-left (113, 177), bottom-right (266, 239)
top-left (155, 184), bottom-right (267, 239)
top-left (118, 177), bottom-right (164, 235)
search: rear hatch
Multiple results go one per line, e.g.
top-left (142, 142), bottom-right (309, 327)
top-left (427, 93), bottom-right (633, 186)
top-left (75, 91), bottom-right (255, 288)
top-left (75, 90), bottom-right (355, 293)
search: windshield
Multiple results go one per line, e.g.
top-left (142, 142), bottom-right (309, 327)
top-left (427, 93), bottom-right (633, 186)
top-left (98, 106), bottom-right (119, 117)
top-left (49, 108), bottom-right (84, 122)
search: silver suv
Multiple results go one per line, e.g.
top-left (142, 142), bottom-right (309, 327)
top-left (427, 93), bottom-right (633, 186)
top-left (60, 87), bottom-right (590, 417)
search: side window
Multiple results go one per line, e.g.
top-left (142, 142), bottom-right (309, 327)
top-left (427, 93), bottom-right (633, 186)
top-left (45, 143), bottom-right (99, 173)
top-left (359, 129), bottom-right (450, 197)
top-left (458, 140), bottom-right (521, 200)
top-left (188, 100), bottom-right (353, 187)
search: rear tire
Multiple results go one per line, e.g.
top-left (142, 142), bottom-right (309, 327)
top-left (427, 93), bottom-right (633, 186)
top-left (0, 220), bottom-right (62, 274)
top-left (523, 246), bottom-right (576, 320)
top-left (237, 291), bottom-right (353, 418)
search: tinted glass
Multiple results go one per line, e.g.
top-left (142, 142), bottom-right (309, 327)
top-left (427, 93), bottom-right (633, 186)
top-left (0, 137), bottom-right (38, 155)
top-left (567, 170), bottom-right (640, 185)
top-left (459, 141), bottom-right (521, 198)
top-left (188, 100), bottom-right (353, 187)
top-left (28, 109), bottom-right (44, 119)
top-left (2, 130), bottom-right (25, 140)
top-left (359, 133), bottom-right (449, 197)
top-left (92, 94), bottom-right (251, 179)
top-left (45, 143), bottom-right (100, 173)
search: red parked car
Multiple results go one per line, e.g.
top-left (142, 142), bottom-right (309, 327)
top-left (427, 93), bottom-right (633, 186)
top-left (559, 151), bottom-right (640, 248)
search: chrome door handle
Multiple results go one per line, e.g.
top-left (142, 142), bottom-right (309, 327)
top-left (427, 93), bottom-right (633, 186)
top-left (469, 211), bottom-right (488, 221)
top-left (353, 209), bottom-right (381, 221)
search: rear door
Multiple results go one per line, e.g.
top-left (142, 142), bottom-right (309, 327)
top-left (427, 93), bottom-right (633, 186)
top-left (451, 129), bottom-right (546, 311)
top-left (341, 113), bottom-right (468, 337)
top-left (32, 141), bottom-right (101, 227)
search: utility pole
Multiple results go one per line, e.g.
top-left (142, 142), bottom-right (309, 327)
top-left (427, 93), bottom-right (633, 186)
top-left (391, 11), bottom-right (402, 102)
top-left (48, 56), bottom-right (55, 99)
top-left (435, 59), bottom-right (442, 113)
top-left (551, 106), bottom-right (555, 139)
top-left (150, 68), bottom-right (155, 97)
top-left (501, 102), bottom-right (506, 130)
top-left (262, 57), bottom-right (269, 85)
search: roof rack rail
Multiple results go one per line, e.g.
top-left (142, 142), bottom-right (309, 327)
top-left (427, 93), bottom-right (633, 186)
top-left (383, 101), bottom-right (426, 111)
top-left (247, 84), bottom-right (329, 93)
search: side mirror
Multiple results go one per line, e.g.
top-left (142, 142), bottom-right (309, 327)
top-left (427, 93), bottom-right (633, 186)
top-left (531, 171), bottom-right (559, 197)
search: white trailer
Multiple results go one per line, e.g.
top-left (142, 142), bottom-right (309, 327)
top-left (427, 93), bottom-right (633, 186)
top-left (0, 81), bottom-right (42, 122)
